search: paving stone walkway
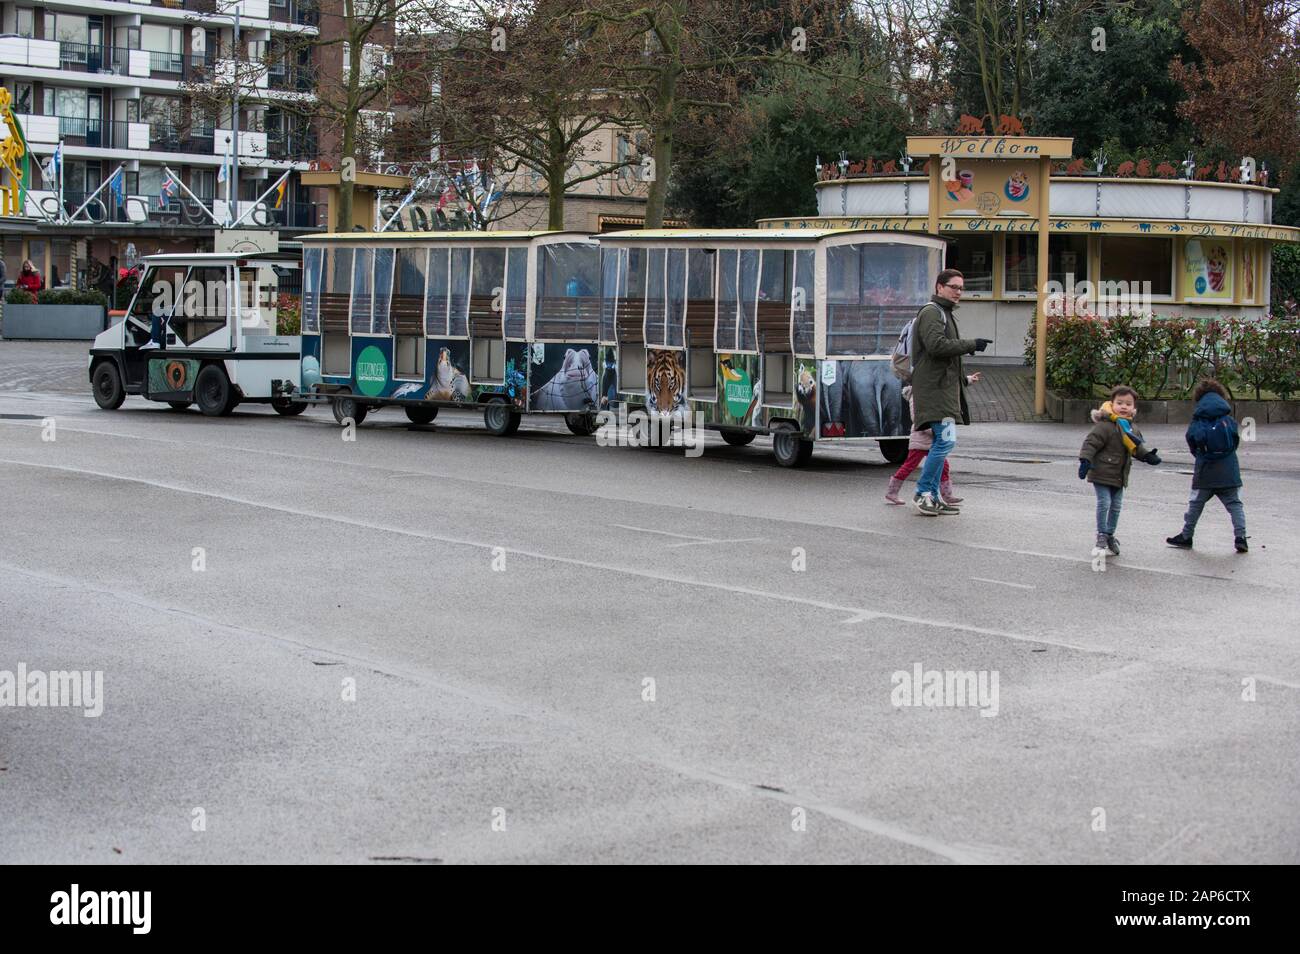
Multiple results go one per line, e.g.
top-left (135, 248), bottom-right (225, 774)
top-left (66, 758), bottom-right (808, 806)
top-left (965, 362), bottom-right (1054, 423)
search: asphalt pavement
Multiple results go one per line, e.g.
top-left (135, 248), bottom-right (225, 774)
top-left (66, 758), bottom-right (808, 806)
top-left (1, 342), bottom-right (1297, 863)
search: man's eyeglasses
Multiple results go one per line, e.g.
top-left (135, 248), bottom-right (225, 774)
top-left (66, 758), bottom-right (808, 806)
top-left (943, 283), bottom-right (965, 291)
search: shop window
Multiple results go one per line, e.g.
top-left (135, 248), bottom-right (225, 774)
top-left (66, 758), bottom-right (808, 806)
top-left (1004, 235), bottom-right (1089, 295)
top-left (946, 235), bottom-right (994, 295)
top-left (1100, 236), bottom-right (1172, 298)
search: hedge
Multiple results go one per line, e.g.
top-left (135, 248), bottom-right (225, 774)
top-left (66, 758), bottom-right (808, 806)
top-left (1025, 313), bottom-right (1300, 401)
top-left (5, 288), bottom-right (109, 306)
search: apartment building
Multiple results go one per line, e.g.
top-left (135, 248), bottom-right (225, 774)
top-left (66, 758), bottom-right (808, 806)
top-left (0, 0), bottom-right (327, 292)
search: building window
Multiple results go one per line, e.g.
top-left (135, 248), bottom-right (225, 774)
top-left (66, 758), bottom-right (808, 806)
top-left (16, 8), bottom-right (35, 38)
top-left (14, 83), bottom-right (34, 115)
top-left (192, 170), bottom-right (216, 200)
top-left (945, 235), bottom-right (994, 295)
top-left (138, 166), bottom-right (164, 199)
top-left (1004, 235), bottom-right (1089, 295)
top-left (1100, 236), bottom-right (1173, 298)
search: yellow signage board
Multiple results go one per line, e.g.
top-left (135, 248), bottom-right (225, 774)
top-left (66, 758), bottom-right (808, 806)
top-left (906, 136), bottom-right (1075, 159)
top-left (938, 158), bottom-right (1041, 219)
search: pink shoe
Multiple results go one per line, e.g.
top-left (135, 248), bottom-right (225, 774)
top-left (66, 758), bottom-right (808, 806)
top-left (940, 483), bottom-right (963, 504)
top-left (884, 476), bottom-right (905, 505)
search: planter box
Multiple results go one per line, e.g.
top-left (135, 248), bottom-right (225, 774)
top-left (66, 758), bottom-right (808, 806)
top-left (2, 304), bottom-right (108, 340)
top-left (1048, 391), bottom-right (1300, 426)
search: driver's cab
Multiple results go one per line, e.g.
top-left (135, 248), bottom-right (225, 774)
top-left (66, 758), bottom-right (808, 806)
top-left (112, 254), bottom-right (275, 388)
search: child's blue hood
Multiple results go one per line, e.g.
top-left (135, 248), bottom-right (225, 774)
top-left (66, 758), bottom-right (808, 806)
top-left (1194, 392), bottom-right (1232, 420)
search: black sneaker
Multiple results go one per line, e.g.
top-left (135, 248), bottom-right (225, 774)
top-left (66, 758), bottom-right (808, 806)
top-left (1094, 533), bottom-right (1116, 555)
top-left (1107, 534), bottom-right (1120, 556)
top-left (1166, 532), bottom-right (1193, 549)
top-left (1235, 536), bottom-right (1249, 553)
top-left (914, 492), bottom-right (941, 516)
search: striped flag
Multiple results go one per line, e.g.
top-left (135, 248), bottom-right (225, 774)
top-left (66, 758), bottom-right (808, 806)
top-left (158, 174), bottom-right (178, 209)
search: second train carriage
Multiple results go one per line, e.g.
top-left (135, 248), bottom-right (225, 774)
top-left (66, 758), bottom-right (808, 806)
top-left (297, 230), bottom-right (607, 433)
top-left (293, 227), bottom-right (944, 466)
top-left (598, 229), bottom-right (946, 465)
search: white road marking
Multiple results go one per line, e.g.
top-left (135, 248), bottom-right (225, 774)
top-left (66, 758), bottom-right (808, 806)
top-left (664, 536), bottom-right (764, 549)
top-left (0, 456), bottom-right (1113, 655)
top-left (612, 524), bottom-right (711, 542)
top-left (970, 577), bottom-right (1037, 590)
top-left (0, 417), bottom-right (1287, 591)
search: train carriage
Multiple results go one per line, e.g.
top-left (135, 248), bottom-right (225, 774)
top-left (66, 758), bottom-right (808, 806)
top-left (597, 229), bottom-right (946, 465)
top-left (297, 231), bottom-right (605, 434)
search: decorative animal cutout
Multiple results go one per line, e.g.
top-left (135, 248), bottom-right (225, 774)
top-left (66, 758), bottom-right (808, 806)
top-left (955, 114), bottom-right (985, 134)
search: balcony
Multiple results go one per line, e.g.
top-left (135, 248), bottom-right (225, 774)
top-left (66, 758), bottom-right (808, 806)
top-left (150, 123), bottom-right (217, 155)
top-left (0, 35), bottom-right (61, 69)
top-left (267, 66), bottom-right (315, 93)
top-left (5, 116), bottom-right (151, 151)
top-left (266, 129), bottom-right (317, 161)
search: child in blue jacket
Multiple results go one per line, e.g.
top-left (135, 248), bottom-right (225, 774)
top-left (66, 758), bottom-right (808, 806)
top-left (1166, 379), bottom-right (1248, 553)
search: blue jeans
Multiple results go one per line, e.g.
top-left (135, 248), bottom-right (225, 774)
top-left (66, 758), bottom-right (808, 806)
top-left (916, 419), bottom-right (956, 498)
top-left (1094, 484), bottom-right (1124, 534)
top-left (1183, 487), bottom-right (1246, 536)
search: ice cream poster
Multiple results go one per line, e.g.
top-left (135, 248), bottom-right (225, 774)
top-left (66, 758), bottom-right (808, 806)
top-left (938, 159), bottom-right (1040, 218)
top-left (1182, 239), bottom-right (1233, 300)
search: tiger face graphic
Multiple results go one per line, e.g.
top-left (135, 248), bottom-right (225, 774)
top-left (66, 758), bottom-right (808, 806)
top-left (646, 348), bottom-right (686, 420)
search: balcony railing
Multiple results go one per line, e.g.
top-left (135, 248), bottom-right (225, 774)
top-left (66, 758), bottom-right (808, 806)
top-left (268, 67), bottom-right (315, 93)
top-left (50, 43), bottom-right (214, 78)
top-left (149, 123), bottom-right (217, 155)
top-left (266, 130), bottom-right (317, 161)
top-left (52, 117), bottom-right (148, 150)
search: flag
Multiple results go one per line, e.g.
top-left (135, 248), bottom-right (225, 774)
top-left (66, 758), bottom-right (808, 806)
top-left (41, 142), bottom-right (61, 187)
top-left (158, 174), bottom-right (177, 209)
top-left (273, 176), bottom-right (287, 209)
top-left (217, 138), bottom-right (232, 184)
top-left (109, 167), bottom-right (125, 209)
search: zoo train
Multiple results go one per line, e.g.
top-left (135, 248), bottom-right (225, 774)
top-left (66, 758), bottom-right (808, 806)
top-left (88, 229), bottom-right (946, 467)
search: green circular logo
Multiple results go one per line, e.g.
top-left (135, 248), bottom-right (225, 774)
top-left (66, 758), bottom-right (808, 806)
top-left (355, 345), bottom-right (388, 397)
top-left (724, 367), bottom-right (753, 419)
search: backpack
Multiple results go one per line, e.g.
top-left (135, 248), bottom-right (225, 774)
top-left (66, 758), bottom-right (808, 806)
top-left (891, 317), bottom-right (916, 383)
top-left (1197, 415), bottom-right (1237, 460)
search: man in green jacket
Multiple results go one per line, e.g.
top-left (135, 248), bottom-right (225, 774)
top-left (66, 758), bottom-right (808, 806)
top-left (909, 268), bottom-right (991, 515)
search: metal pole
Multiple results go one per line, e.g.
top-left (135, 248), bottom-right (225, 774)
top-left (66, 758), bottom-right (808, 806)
top-left (1034, 156), bottom-right (1051, 416)
top-left (231, 11), bottom-right (241, 226)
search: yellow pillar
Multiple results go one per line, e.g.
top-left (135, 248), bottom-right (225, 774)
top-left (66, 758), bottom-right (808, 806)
top-left (1034, 157), bottom-right (1051, 416)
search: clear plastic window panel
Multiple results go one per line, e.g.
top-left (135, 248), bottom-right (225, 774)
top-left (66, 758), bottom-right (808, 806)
top-left (665, 249), bottom-right (686, 349)
top-left (372, 248), bottom-right (394, 336)
top-left (825, 243), bottom-right (935, 355)
top-left (449, 247), bottom-right (471, 337)
top-left (350, 247), bottom-right (373, 334)
top-left (716, 249), bottom-right (738, 351)
top-left (738, 249), bottom-right (759, 353)
top-left (644, 248), bottom-right (666, 346)
top-left (540, 242), bottom-right (601, 339)
top-left (599, 247), bottom-right (623, 343)
top-left (328, 247), bottom-right (353, 294)
top-left (685, 249), bottom-right (715, 350)
top-left (504, 247), bottom-right (527, 339)
top-left (792, 249), bottom-right (814, 355)
top-left (425, 248), bottom-right (449, 336)
top-left (302, 247), bottom-right (322, 333)
top-left (471, 248), bottom-right (505, 305)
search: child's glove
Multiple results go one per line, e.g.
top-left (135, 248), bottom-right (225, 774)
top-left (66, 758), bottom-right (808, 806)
top-left (1077, 459), bottom-right (1091, 479)
top-left (1141, 449), bottom-right (1162, 465)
